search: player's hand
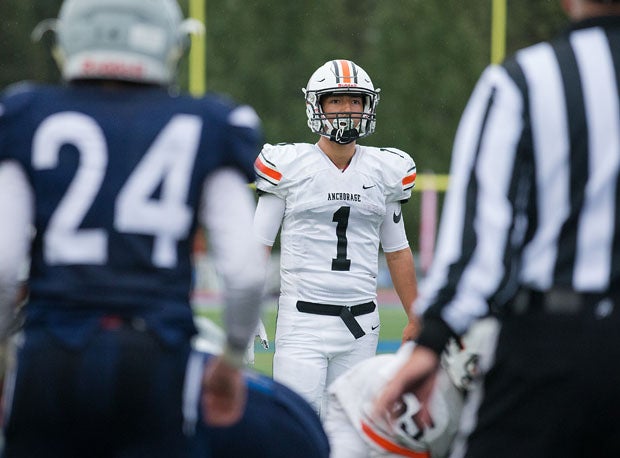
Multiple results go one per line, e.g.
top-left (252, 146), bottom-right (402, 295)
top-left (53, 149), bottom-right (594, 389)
top-left (257, 319), bottom-right (269, 349)
top-left (201, 356), bottom-right (247, 427)
top-left (371, 345), bottom-right (440, 430)
top-left (401, 318), bottom-right (420, 343)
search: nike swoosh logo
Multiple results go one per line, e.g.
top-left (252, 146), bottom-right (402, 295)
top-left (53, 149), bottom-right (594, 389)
top-left (371, 324), bottom-right (380, 331)
top-left (393, 211), bottom-right (402, 223)
top-left (362, 184), bottom-right (376, 189)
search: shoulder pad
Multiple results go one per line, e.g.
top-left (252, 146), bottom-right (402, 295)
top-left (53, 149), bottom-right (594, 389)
top-left (0, 84), bottom-right (42, 153)
top-left (198, 93), bottom-right (261, 130)
top-left (227, 104), bottom-right (261, 130)
top-left (254, 143), bottom-right (313, 195)
top-left (0, 82), bottom-right (39, 113)
top-left (2, 81), bottom-right (37, 98)
top-left (363, 146), bottom-right (416, 202)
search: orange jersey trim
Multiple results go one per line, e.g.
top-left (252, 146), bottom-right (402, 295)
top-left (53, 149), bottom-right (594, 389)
top-left (360, 420), bottom-right (430, 458)
top-left (254, 156), bottom-right (282, 182)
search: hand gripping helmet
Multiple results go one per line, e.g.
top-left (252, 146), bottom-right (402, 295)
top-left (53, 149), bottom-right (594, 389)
top-left (303, 59), bottom-right (380, 144)
top-left (36, 0), bottom-right (202, 85)
top-left (361, 370), bottom-right (464, 458)
top-left (357, 322), bottom-right (495, 458)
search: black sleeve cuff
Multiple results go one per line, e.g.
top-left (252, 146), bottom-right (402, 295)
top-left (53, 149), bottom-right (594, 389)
top-left (415, 317), bottom-right (459, 356)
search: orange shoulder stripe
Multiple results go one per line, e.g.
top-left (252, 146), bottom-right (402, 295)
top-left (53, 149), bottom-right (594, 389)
top-left (402, 171), bottom-right (417, 186)
top-left (254, 156), bottom-right (282, 182)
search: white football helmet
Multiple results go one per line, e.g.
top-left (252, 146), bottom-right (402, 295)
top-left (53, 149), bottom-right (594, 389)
top-left (327, 320), bottom-right (498, 458)
top-left (303, 59), bottom-right (380, 144)
top-left (36, 0), bottom-right (202, 85)
top-left (361, 369), bottom-right (464, 458)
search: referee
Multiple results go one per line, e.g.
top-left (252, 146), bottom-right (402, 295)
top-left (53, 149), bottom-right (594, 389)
top-left (373, 1), bottom-right (620, 457)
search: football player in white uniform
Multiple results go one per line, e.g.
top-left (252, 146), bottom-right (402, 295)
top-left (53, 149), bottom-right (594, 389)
top-left (253, 59), bottom-right (419, 417)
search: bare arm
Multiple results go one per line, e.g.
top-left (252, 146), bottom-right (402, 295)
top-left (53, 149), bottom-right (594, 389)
top-left (371, 345), bottom-right (439, 429)
top-left (385, 247), bottom-right (420, 342)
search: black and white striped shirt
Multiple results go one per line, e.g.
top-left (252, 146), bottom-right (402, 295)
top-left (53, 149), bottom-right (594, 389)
top-left (416, 16), bottom-right (620, 351)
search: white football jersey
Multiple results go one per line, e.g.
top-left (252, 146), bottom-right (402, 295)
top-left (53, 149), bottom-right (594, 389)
top-left (255, 142), bottom-right (416, 304)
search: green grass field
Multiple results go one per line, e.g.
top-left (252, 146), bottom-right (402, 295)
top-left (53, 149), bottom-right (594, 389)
top-left (196, 306), bottom-right (408, 376)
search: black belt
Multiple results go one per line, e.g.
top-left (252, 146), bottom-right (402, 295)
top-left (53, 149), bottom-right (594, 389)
top-left (512, 287), bottom-right (619, 315)
top-left (296, 300), bottom-right (376, 339)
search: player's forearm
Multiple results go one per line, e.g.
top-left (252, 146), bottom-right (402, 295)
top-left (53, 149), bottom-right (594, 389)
top-left (201, 168), bottom-right (268, 360)
top-left (221, 273), bottom-right (264, 361)
top-left (385, 247), bottom-right (418, 320)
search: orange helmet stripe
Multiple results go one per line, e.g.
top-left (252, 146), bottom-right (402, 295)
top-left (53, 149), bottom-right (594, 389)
top-left (360, 420), bottom-right (430, 458)
top-left (339, 60), bottom-right (353, 83)
top-left (332, 59), bottom-right (359, 85)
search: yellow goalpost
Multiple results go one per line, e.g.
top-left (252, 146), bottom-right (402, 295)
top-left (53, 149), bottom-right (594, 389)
top-left (492, 0), bottom-right (507, 64)
top-left (186, 0), bottom-right (507, 192)
top-left (188, 0), bottom-right (206, 97)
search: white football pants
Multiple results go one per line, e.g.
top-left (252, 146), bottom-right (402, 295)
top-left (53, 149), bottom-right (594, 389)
top-left (272, 296), bottom-right (379, 418)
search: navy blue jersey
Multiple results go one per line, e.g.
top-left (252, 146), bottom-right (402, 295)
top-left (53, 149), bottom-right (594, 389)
top-left (0, 82), bottom-right (261, 346)
top-left (189, 354), bottom-right (330, 458)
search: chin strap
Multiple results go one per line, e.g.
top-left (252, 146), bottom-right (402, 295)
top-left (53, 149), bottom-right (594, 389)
top-left (330, 127), bottom-right (359, 144)
top-left (323, 114), bottom-right (360, 144)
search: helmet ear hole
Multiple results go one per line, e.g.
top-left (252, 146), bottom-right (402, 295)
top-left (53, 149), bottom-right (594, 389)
top-left (31, 18), bottom-right (58, 43)
top-left (178, 18), bottom-right (205, 53)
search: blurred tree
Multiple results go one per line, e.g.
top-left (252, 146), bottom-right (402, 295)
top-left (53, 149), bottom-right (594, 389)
top-left (507, 0), bottom-right (567, 54)
top-left (0, 2), bottom-right (61, 88)
top-left (0, 0), bottom-right (569, 248)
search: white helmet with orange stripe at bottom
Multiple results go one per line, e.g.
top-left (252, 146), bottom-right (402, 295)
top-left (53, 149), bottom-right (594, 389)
top-left (326, 315), bottom-right (502, 458)
top-left (359, 367), bottom-right (463, 458)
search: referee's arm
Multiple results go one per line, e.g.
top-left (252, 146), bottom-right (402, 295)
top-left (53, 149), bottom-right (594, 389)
top-left (415, 64), bottom-right (526, 353)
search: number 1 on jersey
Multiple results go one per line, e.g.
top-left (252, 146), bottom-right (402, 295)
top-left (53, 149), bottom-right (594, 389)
top-left (331, 206), bottom-right (351, 271)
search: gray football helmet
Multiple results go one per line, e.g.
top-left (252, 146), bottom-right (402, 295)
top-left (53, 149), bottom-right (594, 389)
top-left (303, 59), bottom-right (380, 144)
top-left (36, 0), bottom-right (202, 85)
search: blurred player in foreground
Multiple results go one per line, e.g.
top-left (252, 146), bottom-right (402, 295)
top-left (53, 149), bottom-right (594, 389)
top-left (254, 59), bottom-right (418, 417)
top-left (188, 317), bottom-right (330, 458)
top-left (325, 318), bottom-right (498, 458)
top-left (0, 0), bottom-right (266, 456)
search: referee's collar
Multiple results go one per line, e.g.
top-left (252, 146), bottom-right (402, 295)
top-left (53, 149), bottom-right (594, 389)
top-left (569, 15), bottom-right (620, 32)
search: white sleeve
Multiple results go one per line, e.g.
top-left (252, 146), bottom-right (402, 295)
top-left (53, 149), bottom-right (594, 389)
top-left (0, 161), bottom-right (33, 338)
top-left (200, 168), bottom-right (267, 353)
top-left (380, 201), bottom-right (410, 253)
top-left (253, 192), bottom-right (285, 246)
